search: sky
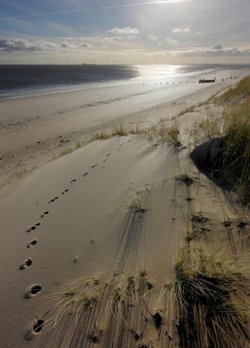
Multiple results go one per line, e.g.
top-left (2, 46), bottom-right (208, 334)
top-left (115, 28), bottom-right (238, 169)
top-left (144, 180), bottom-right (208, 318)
top-left (0, 0), bottom-right (250, 64)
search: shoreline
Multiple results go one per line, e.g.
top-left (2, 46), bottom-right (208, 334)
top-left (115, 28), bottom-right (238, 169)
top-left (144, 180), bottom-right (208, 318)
top-left (0, 67), bottom-right (248, 188)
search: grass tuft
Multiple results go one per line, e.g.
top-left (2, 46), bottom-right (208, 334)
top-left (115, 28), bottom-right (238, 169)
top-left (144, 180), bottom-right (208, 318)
top-left (222, 97), bottom-right (250, 205)
top-left (218, 76), bottom-right (250, 103)
top-left (165, 247), bottom-right (249, 348)
top-left (92, 122), bottom-right (181, 146)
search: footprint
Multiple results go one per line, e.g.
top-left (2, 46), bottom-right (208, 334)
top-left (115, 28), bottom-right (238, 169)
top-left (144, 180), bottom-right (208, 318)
top-left (19, 257), bottom-right (32, 270)
top-left (24, 284), bottom-right (42, 299)
top-left (26, 225), bottom-right (36, 232)
top-left (70, 179), bottom-right (77, 183)
top-left (33, 319), bottom-right (44, 334)
top-left (27, 240), bottom-right (37, 248)
top-left (41, 211), bottom-right (49, 218)
top-left (90, 164), bottom-right (97, 168)
top-left (82, 172), bottom-right (88, 177)
top-left (106, 153), bottom-right (112, 157)
top-left (35, 223), bottom-right (40, 227)
top-left (54, 196), bottom-right (59, 200)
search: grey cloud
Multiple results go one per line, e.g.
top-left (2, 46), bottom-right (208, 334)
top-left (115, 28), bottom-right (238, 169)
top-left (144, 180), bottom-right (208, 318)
top-left (0, 37), bottom-right (92, 52)
top-left (0, 38), bottom-right (58, 52)
top-left (213, 44), bottom-right (223, 50)
top-left (103, 37), bottom-right (123, 42)
top-left (182, 46), bottom-right (250, 58)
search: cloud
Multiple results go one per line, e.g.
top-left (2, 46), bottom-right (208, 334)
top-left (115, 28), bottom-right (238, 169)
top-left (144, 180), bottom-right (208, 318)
top-left (213, 44), bottom-right (223, 50)
top-left (172, 27), bottom-right (190, 33)
top-left (103, 37), bottom-right (123, 42)
top-left (149, 34), bottom-right (159, 42)
top-left (108, 27), bottom-right (140, 35)
top-left (0, 37), bottom-right (92, 52)
top-left (61, 40), bottom-right (91, 49)
top-left (172, 28), bottom-right (181, 33)
top-left (181, 46), bottom-right (250, 58)
top-left (166, 37), bottom-right (179, 45)
top-left (0, 38), bottom-right (57, 51)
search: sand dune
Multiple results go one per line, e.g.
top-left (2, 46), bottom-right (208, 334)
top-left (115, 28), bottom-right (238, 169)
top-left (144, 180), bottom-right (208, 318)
top-left (0, 69), bottom-right (249, 347)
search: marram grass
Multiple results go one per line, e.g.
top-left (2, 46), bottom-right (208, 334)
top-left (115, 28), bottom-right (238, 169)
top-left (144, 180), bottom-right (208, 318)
top-left (164, 247), bottom-right (249, 348)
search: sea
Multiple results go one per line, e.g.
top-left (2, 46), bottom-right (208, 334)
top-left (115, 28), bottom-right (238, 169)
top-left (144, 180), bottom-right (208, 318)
top-left (0, 64), bottom-right (248, 99)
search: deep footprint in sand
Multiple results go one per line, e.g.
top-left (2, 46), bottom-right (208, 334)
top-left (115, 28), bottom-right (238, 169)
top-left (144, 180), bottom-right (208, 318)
top-left (41, 211), bottom-right (49, 218)
top-left (27, 240), bottom-right (37, 248)
top-left (26, 225), bottom-right (36, 232)
top-left (82, 172), bottom-right (88, 177)
top-left (19, 257), bottom-right (32, 270)
top-left (70, 179), bottom-right (77, 183)
top-left (90, 164), bottom-right (98, 168)
top-left (32, 319), bottom-right (44, 334)
top-left (24, 284), bottom-right (42, 299)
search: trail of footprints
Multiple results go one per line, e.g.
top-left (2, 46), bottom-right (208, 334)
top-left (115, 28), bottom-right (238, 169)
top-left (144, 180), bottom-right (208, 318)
top-left (20, 144), bottom-right (127, 339)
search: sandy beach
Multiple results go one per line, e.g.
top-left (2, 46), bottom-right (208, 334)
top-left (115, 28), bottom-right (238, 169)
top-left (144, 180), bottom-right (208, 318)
top-left (0, 67), bottom-right (249, 347)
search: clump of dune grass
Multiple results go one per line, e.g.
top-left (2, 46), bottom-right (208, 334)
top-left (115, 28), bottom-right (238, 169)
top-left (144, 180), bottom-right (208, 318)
top-left (140, 123), bottom-right (181, 146)
top-left (75, 141), bottom-right (81, 148)
top-left (221, 97), bottom-right (250, 205)
top-left (92, 122), bottom-right (181, 146)
top-left (92, 124), bottom-right (131, 141)
top-left (190, 113), bottom-right (222, 145)
top-left (191, 76), bottom-right (250, 206)
top-left (164, 247), bottom-right (249, 348)
top-left (12, 166), bottom-right (38, 179)
top-left (57, 148), bottom-right (74, 158)
top-left (218, 76), bottom-right (250, 103)
top-left (40, 271), bottom-right (153, 347)
top-left (44, 277), bottom-right (104, 330)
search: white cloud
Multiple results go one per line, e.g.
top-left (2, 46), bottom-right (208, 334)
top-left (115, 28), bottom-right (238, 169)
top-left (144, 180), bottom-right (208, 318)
top-left (172, 28), bottom-right (181, 33)
top-left (172, 27), bottom-right (190, 33)
top-left (149, 34), bottom-right (159, 42)
top-left (108, 27), bottom-right (140, 35)
top-left (103, 37), bottom-right (123, 42)
top-left (166, 37), bottom-right (179, 45)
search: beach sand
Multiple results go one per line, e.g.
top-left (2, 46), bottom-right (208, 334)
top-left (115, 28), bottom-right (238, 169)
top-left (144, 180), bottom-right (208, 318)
top-left (0, 68), bottom-right (249, 347)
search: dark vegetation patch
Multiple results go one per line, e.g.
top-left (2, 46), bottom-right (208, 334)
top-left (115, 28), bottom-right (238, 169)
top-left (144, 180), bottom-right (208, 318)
top-left (166, 247), bottom-right (249, 348)
top-left (191, 76), bottom-right (250, 206)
